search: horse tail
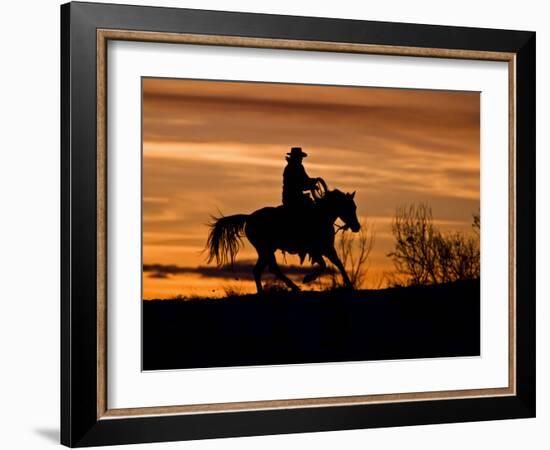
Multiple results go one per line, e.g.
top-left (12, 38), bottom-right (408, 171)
top-left (206, 214), bottom-right (249, 267)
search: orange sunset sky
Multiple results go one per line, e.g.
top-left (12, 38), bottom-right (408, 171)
top-left (142, 78), bottom-right (480, 299)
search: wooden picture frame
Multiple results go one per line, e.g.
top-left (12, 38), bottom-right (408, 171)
top-left (61, 2), bottom-right (535, 446)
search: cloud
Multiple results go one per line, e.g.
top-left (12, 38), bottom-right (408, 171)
top-left (143, 261), bottom-right (335, 280)
top-left (142, 78), bottom-right (480, 297)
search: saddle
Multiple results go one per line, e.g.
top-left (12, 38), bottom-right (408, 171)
top-left (277, 201), bottom-right (317, 264)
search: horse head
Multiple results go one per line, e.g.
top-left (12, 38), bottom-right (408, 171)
top-left (323, 189), bottom-right (361, 232)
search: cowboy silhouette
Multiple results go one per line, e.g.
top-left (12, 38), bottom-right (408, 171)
top-left (207, 145), bottom-right (361, 292)
top-left (282, 147), bottom-right (319, 209)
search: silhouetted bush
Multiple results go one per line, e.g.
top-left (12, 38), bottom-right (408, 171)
top-left (323, 219), bottom-right (375, 290)
top-left (388, 204), bottom-right (480, 286)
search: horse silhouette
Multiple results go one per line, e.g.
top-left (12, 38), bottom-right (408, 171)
top-left (206, 179), bottom-right (361, 293)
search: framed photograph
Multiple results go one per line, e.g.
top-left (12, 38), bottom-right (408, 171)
top-left (61, 2), bottom-right (536, 447)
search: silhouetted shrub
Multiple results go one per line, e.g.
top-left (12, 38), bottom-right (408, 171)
top-left (388, 204), bottom-right (480, 286)
top-left (324, 219), bottom-right (375, 290)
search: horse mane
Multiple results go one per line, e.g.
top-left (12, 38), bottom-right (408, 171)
top-left (313, 189), bottom-right (346, 220)
top-left (319, 188), bottom-right (345, 205)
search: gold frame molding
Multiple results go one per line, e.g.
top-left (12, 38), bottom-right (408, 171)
top-left (96, 29), bottom-right (516, 420)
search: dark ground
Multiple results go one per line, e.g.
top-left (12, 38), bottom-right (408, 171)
top-left (142, 279), bottom-right (480, 370)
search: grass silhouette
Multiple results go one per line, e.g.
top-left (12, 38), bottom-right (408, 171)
top-left (143, 279), bottom-right (480, 370)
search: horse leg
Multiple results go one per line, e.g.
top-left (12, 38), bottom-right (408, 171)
top-left (303, 255), bottom-right (327, 284)
top-left (253, 254), bottom-right (268, 294)
top-left (325, 247), bottom-right (353, 289)
top-left (267, 253), bottom-right (300, 291)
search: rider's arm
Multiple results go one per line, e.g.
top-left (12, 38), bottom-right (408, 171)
top-left (300, 165), bottom-right (317, 190)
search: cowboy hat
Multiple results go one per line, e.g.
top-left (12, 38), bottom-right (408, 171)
top-left (286, 147), bottom-right (308, 158)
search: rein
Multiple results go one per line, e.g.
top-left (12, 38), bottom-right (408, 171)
top-left (335, 223), bottom-right (350, 234)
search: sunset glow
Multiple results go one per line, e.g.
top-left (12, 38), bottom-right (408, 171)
top-left (142, 78), bottom-right (480, 299)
